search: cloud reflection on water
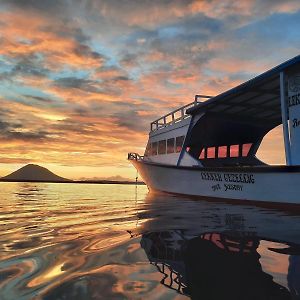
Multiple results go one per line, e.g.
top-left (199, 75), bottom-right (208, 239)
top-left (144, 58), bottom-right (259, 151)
top-left (0, 183), bottom-right (300, 299)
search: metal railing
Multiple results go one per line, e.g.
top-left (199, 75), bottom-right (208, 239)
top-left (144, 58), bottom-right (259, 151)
top-left (151, 261), bottom-right (188, 295)
top-left (150, 94), bottom-right (212, 132)
top-left (128, 152), bottom-right (144, 161)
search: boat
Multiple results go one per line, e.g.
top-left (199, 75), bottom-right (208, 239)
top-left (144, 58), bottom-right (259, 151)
top-left (134, 193), bottom-right (300, 299)
top-left (128, 55), bottom-right (300, 205)
top-left (141, 230), bottom-right (295, 299)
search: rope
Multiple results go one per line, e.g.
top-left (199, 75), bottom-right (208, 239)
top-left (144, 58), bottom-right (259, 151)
top-left (134, 169), bottom-right (139, 229)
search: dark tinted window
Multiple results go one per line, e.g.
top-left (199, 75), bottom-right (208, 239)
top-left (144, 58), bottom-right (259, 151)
top-left (158, 140), bottom-right (166, 155)
top-left (199, 148), bottom-right (205, 159)
top-left (167, 138), bottom-right (175, 154)
top-left (230, 144), bottom-right (239, 157)
top-left (218, 146), bottom-right (227, 158)
top-left (176, 136), bottom-right (185, 153)
top-left (144, 142), bottom-right (150, 156)
top-left (207, 147), bottom-right (215, 158)
top-left (152, 142), bottom-right (158, 156)
top-left (242, 143), bottom-right (252, 156)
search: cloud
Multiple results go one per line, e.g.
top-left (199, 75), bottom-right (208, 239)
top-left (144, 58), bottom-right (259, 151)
top-left (0, 120), bottom-right (13, 130)
top-left (0, 12), bottom-right (105, 72)
top-left (0, 116), bottom-right (50, 143)
top-left (2, 0), bottom-right (67, 11)
top-left (4, 130), bottom-right (49, 142)
top-left (113, 110), bottom-right (149, 133)
top-left (0, 157), bottom-right (32, 164)
top-left (54, 77), bottom-right (101, 93)
top-left (22, 94), bottom-right (54, 103)
top-left (0, 0), bottom-right (299, 177)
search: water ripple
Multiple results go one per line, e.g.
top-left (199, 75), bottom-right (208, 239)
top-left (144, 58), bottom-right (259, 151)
top-left (1, 182), bottom-right (300, 299)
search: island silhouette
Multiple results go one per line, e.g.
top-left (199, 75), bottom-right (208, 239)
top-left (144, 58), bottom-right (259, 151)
top-left (1, 164), bottom-right (70, 182)
top-left (0, 164), bottom-right (144, 184)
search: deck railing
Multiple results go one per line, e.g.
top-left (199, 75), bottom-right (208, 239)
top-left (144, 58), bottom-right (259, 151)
top-left (128, 152), bottom-right (144, 161)
top-left (150, 94), bottom-right (212, 132)
top-left (151, 261), bottom-right (187, 295)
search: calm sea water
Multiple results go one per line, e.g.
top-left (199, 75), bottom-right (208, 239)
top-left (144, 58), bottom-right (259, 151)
top-left (1, 182), bottom-right (300, 299)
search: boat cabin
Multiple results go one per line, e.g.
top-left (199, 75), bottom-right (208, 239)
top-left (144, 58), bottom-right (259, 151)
top-left (143, 55), bottom-right (300, 168)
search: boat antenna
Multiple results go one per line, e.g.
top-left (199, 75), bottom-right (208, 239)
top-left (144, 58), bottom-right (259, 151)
top-left (127, 170), bottom-right (140, 238)
top-left (134, 170), bottom-right (139, 231)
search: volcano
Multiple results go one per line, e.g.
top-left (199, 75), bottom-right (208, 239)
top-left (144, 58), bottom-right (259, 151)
top-left (1, 164), bottom-right (70, 182)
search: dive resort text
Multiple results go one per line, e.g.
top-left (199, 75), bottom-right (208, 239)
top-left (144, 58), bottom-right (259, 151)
top-left (201, 172), bottom-right (255, 184)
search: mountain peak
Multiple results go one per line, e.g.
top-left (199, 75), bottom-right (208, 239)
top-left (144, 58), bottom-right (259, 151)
top-left (1, 164), bottom-right (70, 182)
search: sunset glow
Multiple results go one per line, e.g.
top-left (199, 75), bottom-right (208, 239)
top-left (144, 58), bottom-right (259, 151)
top-left (0, 1), bottom-right (299, 179)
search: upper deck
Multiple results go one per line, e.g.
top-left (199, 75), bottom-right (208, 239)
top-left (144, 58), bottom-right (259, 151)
top-left (134, 55), bottom-right (300, 168)
top-left (150, 95), bottom-right (212, 132)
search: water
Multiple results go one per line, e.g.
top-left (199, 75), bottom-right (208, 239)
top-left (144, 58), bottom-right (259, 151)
top-left (1, 182), bottom-right (300, 299)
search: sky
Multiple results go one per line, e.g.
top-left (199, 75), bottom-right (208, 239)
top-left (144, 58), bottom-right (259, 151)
top-left (0, 0), bottom-right (300, 180)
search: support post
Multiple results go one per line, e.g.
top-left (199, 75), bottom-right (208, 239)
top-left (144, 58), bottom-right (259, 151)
top-left (280, 71), bottom-right (292, 165)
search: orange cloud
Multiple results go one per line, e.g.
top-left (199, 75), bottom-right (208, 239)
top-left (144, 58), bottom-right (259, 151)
top-left (0, 0), bottom-right (296, 179)
top-left (0, 11), bottom-right (104, 70)
top-left (87, 0), bottom-right (300, 30)
top-left (207, 58), bottom-right (273, 74)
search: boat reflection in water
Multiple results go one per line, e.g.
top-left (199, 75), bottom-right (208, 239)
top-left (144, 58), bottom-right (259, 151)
top-left (138, 192), bottom-right (300, 300)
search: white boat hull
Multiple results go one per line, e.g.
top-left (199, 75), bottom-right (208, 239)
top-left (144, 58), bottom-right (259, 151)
top-left (132, 160), bottom-right (300, 205)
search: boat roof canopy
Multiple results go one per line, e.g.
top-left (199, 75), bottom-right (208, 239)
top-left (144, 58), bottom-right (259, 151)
top-left (189, 113), bottom-right (272, 148)
top-left (187, 55), bottom-right (300, 125)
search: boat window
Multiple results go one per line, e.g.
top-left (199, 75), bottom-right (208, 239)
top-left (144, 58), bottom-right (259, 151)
top-left (230, 144), bottom-right (239, 157)
top-left (218, 146), bottom-right (227, 158)
top-left (207, 147), bottom-right (215, 158)
top-left (152, 142), bottom-right (158, 155)
top-left (167, 138), bottom-right (175, 154)
top-left (199, 148), bottom-right (205, 159)
top-left (158, 140), bottom-right (166, 155)
top-left (176, 136), bottom-right (185, 153)
top-left (144, 142), bottom-right (150, 156)
top-left (242, 143), bottom-right (252, 156)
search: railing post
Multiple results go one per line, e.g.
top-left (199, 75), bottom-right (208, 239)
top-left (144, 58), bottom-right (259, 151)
top-left (150, 98), bottom-right (211, 132)
top-left (280, 71), bottom-right (292, 165)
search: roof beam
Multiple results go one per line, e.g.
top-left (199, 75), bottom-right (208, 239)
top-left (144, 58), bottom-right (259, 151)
top-left (219, 98), bottom-right (279, 114)
top-left (218, 111), bottom-right (280, 126)
top-left (254, 88), bottom-right (280, 96)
